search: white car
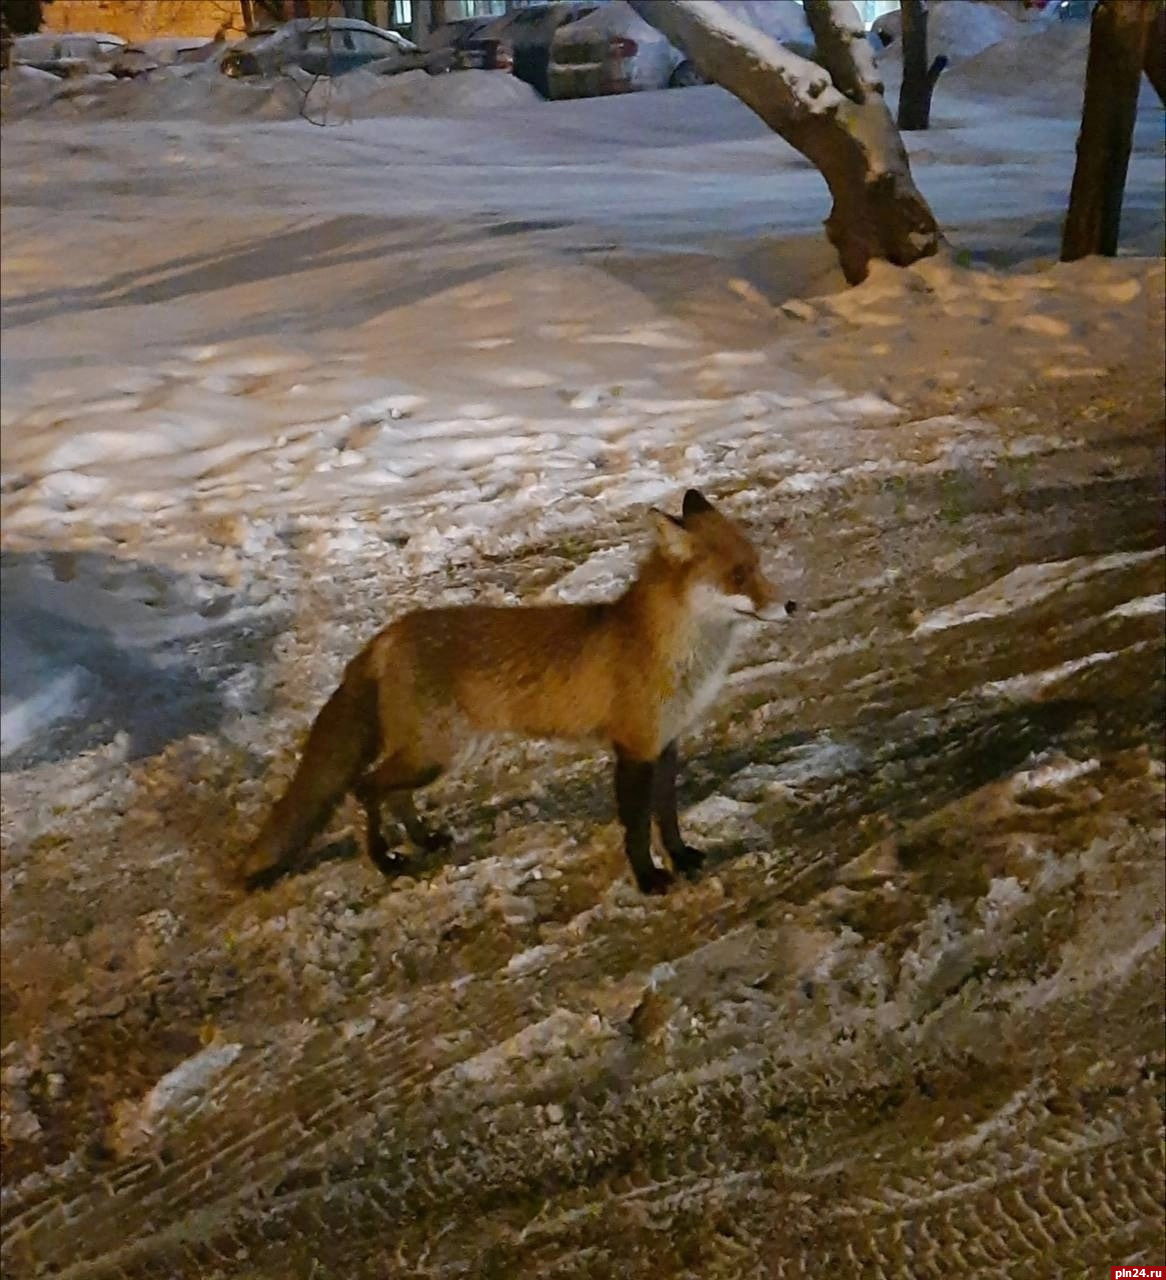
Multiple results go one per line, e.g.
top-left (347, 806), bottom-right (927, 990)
top-left (10, 30), bottom-right (125, 76)
top-left (547, 0), bottom-right (817, 100)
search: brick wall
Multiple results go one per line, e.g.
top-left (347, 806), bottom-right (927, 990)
top-left (42, 1), bottom-right (248, 39)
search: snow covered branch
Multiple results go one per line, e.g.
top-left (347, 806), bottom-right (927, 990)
top-left (802, 0), bottom-right (884, 103)
top-left (628, 0), bottom-right (846, 116)
top-left (628, 0), bottom-right (940, 284)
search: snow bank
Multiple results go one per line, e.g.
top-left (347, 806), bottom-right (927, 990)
top-left (944, 19), bottom-right (1092, 101)
top-left (0, 62), bottom-right (65, 118)
top-left (874, 6), bottom-right (1118, 113)
top-left (720, 0), bottom-right (816, 48)
top-left (1, 64), bottom-right (539, 124)
top-left (876, 0), bottom-right (1021, 64)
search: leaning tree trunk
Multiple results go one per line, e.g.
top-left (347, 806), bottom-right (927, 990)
top-left (628, 0), bottom-right (940, 285)
top-left (1061, 0), bottom-right (1154, 262)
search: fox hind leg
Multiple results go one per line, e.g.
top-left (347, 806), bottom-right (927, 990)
top-left (355, 754), bottom-right (449, 875)
top-left (388, 790), bottom-right (454, 854)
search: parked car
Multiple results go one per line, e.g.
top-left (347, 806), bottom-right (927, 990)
top-left (422, 15), bottom-right (514, 73)
top-left (476, 3), bottom-right (600, 99)
top-left (220, 18), bottom-right (448, 80)
top-left (546, 0), bottom-right (816, 100)
top-left (10, 30), bottom-right (125, 77)
top-left (548, 2), bottom-right (673, 98)
top-left (1054, 0), bottom-right (1097, 20)
top-left (103, 38), bottom-right (215, 79)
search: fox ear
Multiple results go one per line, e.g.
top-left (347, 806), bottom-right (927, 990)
top-left (650, 508), bottom-right (695, 562)
top-left (682, 489), bottom-right (715, 520)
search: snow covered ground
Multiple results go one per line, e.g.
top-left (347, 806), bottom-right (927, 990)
top-left (1, 14), bottom-right (1164, 1277)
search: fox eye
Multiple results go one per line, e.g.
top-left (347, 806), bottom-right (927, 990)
top-left (731, 566), bottom-right (749, 590)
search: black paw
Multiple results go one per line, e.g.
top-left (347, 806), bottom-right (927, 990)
top-left (368, 847), bottom-right (410, 878)
top-left (634, 865), bottom-right (675, 895)
top-left (415, 826), bottom-right (454, 854)
top-left (241, 863), bottom-right (285, 892)
top-left (668, 843), bottom-right (705, 876)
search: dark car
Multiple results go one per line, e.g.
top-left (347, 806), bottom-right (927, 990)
top-left (475, 2), bottom-right (600, 98)
top-left (1055, 0), bottom-right (1097, 20)
top-left (423, 15), bottom-right (514, 72)
top-left (221, 17), bottom-right (448, 80)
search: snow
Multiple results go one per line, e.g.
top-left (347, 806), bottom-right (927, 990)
top-left (817, 0), bottom-right (886, 97)
top-left (1, 63), bottom-right (540, 124)
top-left (1106, 593), bottom-right (1166, 621)
top-left (876, 1), bottom-right (1022, 67)
top-left (0, 19), bottom-right (1161, 767)
top-left (913, 550), bottom-right (1163, 635)
top-left (942, 18), bottom-right (1093, 101)
top-left (975, 649), bottom-right (1126, 701)
top-left (111, 1039), bottom-right (242, 1156)
top-left (1011, 754), bottom-right (1099, 793)
top-left (0, 19), bottom-right (1164, 1265)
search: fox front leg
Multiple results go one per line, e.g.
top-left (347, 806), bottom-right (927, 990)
top-left (614, 749), bottom-right (675, 895)
top-left (652, 740), bottom-right (705, 876)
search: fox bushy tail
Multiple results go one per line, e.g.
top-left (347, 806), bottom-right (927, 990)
top-left (241, 657), bottom-right (380, 887)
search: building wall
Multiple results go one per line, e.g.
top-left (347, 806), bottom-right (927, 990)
top-left (40, 0), bottom-right (530, 40)
top-left (42, 1), bottom-right (247, 39)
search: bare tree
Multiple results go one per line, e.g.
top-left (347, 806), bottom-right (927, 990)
top-left (251, 0), bottom-right (288, 23)
top-left (897, 0), bottom-right (947, 131)
top-left (627, 0), bottom-right (940, 285)
top-left (0, 0), bottom-right (52, 36)
top-left (1061, 0), bottom-right (1157, 261)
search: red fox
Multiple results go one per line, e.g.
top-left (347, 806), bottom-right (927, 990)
top-left (242, 489), bottom-right (795, 894)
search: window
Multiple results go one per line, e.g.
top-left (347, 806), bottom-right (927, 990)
top-left (303, 29), bottom-right (355, 53)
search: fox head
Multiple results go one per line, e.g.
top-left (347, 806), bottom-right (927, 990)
top-left (651, 489), bottom-right (796, 623)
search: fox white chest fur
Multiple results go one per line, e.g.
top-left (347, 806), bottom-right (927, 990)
top-left (658, 613), bottom-right (743, 746)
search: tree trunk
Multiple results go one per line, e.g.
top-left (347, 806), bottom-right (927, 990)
top-left (252, 0), bottom-right (287, 23)
top-left (1, 0), bottom-right (46, 34)
top-left (1062, 0), bottom-right (1153, 261)
top-left (897, 0), bottom-right (940, 130)
top-left (411, 0), bottom-right (429, 42)
top-left (628, 0), bottom-right (941, 285)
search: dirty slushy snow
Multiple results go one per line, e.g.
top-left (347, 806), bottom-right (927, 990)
top-left (1, 14), bottom-right (1164, 1278)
